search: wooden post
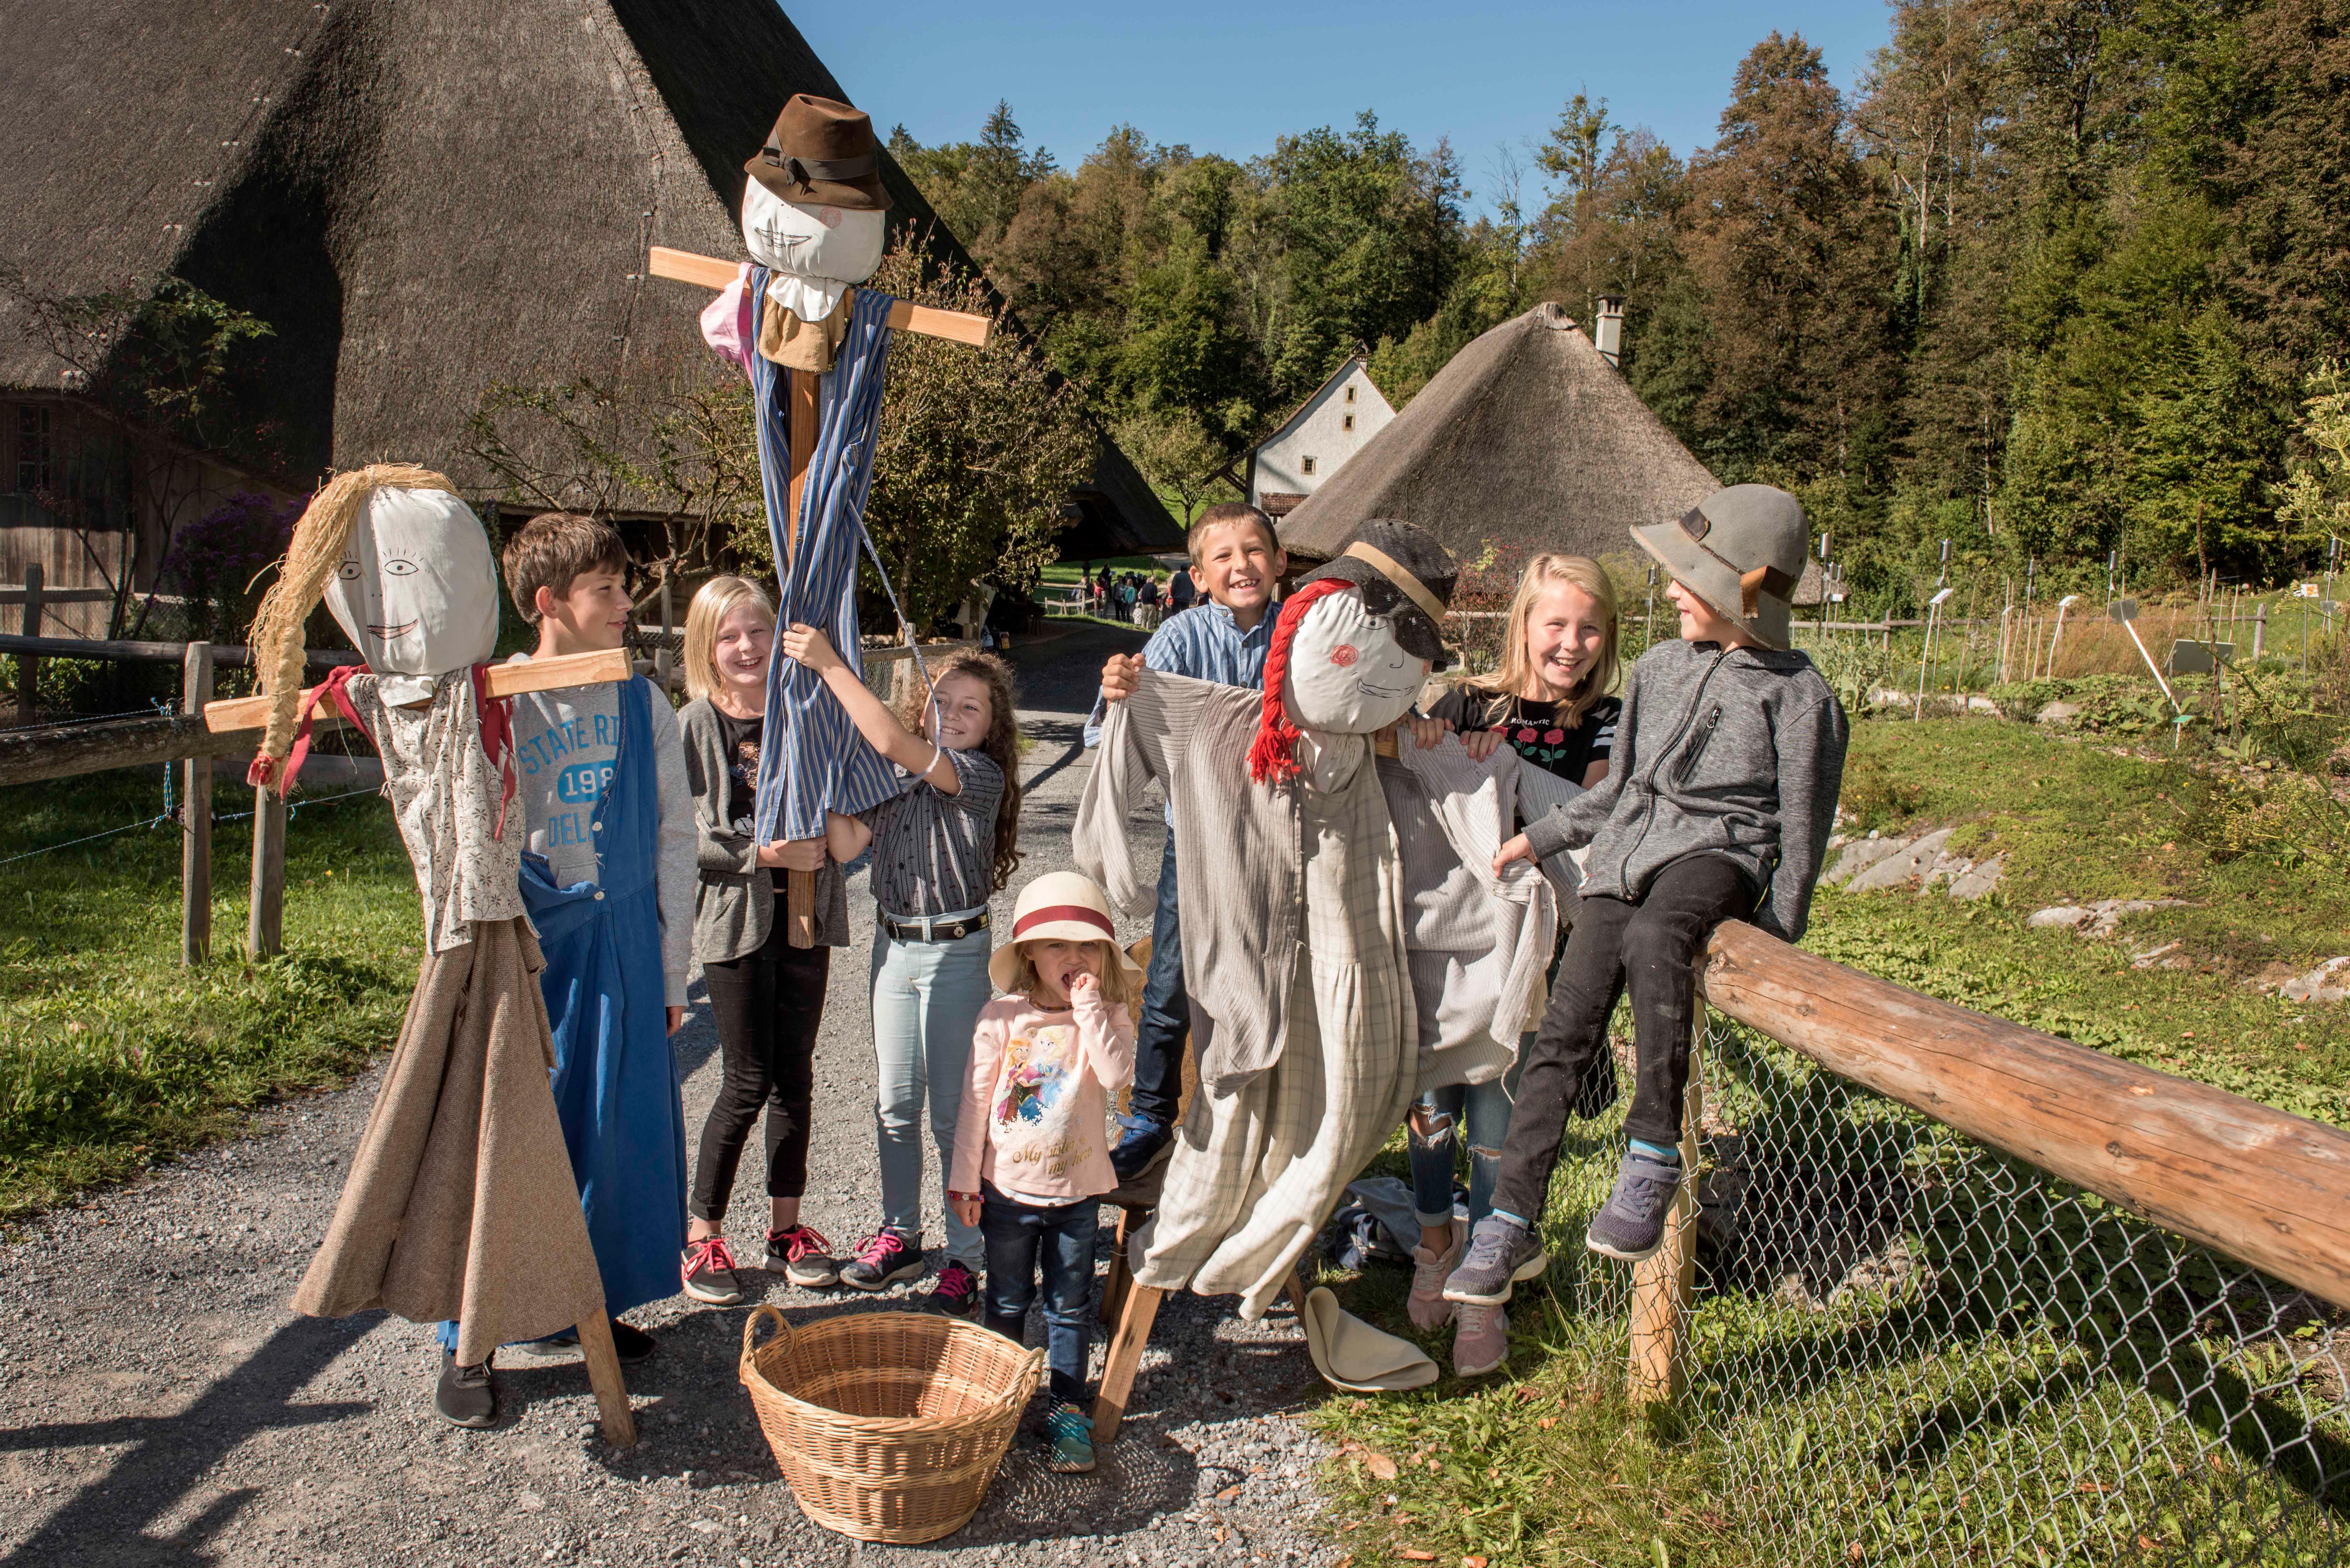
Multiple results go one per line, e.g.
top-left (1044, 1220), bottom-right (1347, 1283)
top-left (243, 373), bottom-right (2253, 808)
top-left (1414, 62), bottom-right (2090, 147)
top-left (16, 563), bottom-right (41, 724)
top-left (1626, 1014), bottom-right (1704, 1407)
top-left (1099, 1206), bottom-right (1138, 1326)
top-left (181, 643), bottom-right (214, 965)
top-left (248, 785), bottom-right (284, 959)
top-left (1092, 1282), bottom-right (1164, 1442)
top-left (653, 573), bottom-right (674, 693)
top-left (574, 1313), bottom-right (638, 1448)
top-left (783, 368), bottom-right (821, 950)
top-left (2254, 602), bottom-right (2267, 660)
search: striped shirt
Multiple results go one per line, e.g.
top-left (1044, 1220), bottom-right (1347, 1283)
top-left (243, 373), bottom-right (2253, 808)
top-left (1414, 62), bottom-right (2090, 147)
top-left (1083, 600), bottom-right (1277, 749)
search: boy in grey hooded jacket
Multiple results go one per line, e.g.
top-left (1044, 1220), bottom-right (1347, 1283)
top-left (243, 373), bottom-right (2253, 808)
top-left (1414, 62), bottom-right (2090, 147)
top-left (1446, 485), bottom-right (1848, 1310)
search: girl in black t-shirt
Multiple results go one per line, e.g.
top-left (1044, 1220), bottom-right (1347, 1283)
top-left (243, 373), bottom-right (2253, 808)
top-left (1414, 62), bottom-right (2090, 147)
top-left (1409, 553), bottom-right (1622, 1375)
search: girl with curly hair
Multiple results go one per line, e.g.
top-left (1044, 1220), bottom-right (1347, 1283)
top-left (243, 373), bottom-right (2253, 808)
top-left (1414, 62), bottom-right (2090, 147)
top-left (777, 626), bottom-right (1024, 1312)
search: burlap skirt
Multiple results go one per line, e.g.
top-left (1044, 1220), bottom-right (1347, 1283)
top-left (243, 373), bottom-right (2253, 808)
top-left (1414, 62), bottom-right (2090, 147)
top-left (292, 917), bottom-right (604, 1365)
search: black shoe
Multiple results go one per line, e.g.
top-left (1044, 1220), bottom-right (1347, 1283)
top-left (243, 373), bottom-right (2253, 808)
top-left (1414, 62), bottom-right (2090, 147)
top-left (923, 1259), bottom-right (981, 1315)
top-left (542, 1318), bottom-right (658, 1363)
top-left (435, 1350), bottom-right (497, 1428)
top-left (1109, 1115), bottom-right (1171, 1183)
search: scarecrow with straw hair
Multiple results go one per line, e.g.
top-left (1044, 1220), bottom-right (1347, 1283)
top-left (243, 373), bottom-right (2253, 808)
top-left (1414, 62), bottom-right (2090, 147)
top-left (247, 464), bottom-right (634, 1438)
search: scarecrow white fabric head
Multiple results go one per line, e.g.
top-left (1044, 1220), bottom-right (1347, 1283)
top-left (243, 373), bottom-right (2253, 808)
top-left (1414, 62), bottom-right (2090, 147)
top-left (1247, 519), bottom-right (1459, 786)
top-left (322, 487), bottom-right (499, 705)
top-left (741, 179), bottom-right (887, 324)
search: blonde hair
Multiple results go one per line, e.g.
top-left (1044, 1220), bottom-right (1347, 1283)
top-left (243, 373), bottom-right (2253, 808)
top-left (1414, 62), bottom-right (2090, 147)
top-left (1001, 939), bottom-right (1140, 1012)
top-left (681, 575), bottom-right (775, 702)
top-left (1468, 553), bottom-right (1620, 727)
top-left (246, 462), bottom-right (452, 789)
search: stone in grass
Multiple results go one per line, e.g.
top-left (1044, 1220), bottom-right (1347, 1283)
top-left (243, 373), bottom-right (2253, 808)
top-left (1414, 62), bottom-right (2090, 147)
top-left (1845, 828), bottom-right (1957, 893)
top-left (2029, 906), bottom-right (2093, 930)
top-left (1824, 834), bottom-right (1912, 886)
top-left (1945, 853), bottom-right (2005, 902)
top-left (2037, 701), bottom-right (2083, 726)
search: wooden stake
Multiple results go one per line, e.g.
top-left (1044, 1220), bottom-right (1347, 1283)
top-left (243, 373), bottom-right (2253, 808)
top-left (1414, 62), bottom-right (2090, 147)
top-left (1099, 1206), bottom-right (1138, 1326)
top-left (1626, 1018), bottom-right (1703, 1407)
top-left (1092, 1282), bottom-right (1164, 1443)
top-left (202, 649), bottom-right (632, 735)
top-left (247, 784), bottom-right (284, 959)
top-left (573, 1314), bottom-right (638, 1448)
top-left (783, 369), bottom-right (821, 949)
top-left (181, 643), bottom-right (213, 966)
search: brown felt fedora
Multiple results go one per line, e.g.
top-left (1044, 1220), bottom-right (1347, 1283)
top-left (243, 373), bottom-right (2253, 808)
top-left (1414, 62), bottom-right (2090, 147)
top-left (746, 94), bottom-right (892, 212)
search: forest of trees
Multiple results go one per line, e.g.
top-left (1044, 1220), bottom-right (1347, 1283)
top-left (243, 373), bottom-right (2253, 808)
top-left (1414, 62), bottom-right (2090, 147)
top-left (888, 0), bottom-right (2350, 600)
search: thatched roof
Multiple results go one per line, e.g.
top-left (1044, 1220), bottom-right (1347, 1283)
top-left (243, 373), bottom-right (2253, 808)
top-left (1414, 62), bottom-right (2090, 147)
top-left (0, 0), bottom-right (1177, 550)
top-left (1278, 303), bottom-right (1717, 568)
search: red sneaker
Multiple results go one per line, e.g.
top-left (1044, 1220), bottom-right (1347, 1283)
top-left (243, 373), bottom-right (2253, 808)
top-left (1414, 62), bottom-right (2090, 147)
top-left (680, 1236), bottom-right (745, 1305)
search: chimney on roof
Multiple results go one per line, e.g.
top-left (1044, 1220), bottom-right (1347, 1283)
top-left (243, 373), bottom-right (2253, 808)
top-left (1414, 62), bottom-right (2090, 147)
top-left (1594, 296), bottom-right (1625, 368)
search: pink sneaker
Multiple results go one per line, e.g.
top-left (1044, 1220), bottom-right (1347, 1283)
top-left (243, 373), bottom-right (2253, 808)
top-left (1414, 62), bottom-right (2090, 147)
top-left (680, 1236), bottom-right (745, 1305)
top-left (1407, 1220), bottom-right (1463, 1330)
top-left (838, 1228), bottom-right (923, 1292)
top-left (1453, 1302), bottom-right (1510, 1376)
top-left (764, 1225), bottom-right (838, 1288)
top-left (924, 1259), bottom-right (981, 1316)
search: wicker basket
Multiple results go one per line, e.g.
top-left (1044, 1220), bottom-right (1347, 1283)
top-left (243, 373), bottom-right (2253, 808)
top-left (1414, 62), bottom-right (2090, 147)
top-left (739, 1304), bottom-right (1045, 1544)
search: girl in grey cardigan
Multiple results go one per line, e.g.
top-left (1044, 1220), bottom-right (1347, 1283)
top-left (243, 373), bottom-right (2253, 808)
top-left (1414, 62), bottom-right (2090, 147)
top-left (676, 577), bottom-right (862, 1308)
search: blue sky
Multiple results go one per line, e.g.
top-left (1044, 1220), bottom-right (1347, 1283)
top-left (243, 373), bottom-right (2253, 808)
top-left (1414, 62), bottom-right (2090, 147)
top-left (791, 1), bottom-right (1897, 216)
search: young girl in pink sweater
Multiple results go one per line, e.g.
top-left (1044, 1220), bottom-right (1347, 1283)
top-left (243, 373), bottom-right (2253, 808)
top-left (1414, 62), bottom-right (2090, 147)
top-left (948, 872), bottom-right (1138, 1474)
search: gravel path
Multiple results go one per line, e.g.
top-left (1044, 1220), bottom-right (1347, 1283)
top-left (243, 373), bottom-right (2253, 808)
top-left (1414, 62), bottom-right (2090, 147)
top-left (0, 622), bottom-right (1344, 1568)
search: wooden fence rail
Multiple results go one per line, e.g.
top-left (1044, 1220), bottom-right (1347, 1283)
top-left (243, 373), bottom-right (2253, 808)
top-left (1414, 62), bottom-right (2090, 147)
top-left (1624, 918), bottom-right (2350, 1406)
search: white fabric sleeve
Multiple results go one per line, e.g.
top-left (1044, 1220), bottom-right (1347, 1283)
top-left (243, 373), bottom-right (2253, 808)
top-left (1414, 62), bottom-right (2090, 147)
top-left (647, 686), bottom-right (698, 1009)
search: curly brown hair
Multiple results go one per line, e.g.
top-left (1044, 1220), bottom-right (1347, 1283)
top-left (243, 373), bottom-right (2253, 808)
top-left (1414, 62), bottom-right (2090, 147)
top-left (896, 647), bottom-right (1023, 893)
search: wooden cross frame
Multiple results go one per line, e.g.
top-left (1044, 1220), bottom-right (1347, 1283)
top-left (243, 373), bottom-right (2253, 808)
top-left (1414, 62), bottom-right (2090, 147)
top-left (648, 245), bottom-right (991, 947)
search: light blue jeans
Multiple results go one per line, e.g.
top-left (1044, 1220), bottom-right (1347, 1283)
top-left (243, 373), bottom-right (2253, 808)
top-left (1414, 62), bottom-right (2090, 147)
top-left (1407, 1061), bottom-right (1523, 1231)
top-left (870, 919), bottom-right (993, 1267)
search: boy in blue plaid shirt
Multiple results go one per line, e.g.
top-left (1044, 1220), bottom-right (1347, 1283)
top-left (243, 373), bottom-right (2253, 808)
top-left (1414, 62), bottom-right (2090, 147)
top-left (1085, 503), bottom-right (1285, 1179)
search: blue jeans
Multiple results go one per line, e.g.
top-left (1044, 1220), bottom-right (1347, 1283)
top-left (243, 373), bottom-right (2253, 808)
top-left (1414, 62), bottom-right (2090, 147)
top-left (871, 919), bottom-right (993, 1267)
top-left (1407, 1060), bottom-right (1523, 1231)
top-left (979, 1182), bottom-right (1099, 1402)
top-left (1128, 837), bottom-right (1190, 1128)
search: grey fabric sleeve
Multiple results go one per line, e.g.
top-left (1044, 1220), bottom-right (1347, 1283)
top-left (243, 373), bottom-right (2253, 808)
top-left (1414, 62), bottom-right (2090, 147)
top-left (647, 688), bottom-right (700, 1008)
top-left (1754, 687), bottom-right (1849, 944)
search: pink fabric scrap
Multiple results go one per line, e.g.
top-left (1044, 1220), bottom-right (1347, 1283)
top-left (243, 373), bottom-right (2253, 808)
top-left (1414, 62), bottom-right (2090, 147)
top-left (697, 262), bottom-right (756, 382)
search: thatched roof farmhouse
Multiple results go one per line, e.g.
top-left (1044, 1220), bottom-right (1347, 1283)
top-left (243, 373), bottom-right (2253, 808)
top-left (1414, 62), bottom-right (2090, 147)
top-left (0, 0), bottom-right (1174, 629)
top-left (1278, 303), bottom-right (1717, 576)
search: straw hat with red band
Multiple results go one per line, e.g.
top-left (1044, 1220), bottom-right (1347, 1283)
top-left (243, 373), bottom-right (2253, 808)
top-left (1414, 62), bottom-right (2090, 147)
top-left (988, 872), bottom-right (1145, 993)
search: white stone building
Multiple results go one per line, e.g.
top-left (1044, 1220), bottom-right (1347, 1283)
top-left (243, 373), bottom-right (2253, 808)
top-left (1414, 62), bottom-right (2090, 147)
top-left (1237, 356), bottom-right (1395, 522)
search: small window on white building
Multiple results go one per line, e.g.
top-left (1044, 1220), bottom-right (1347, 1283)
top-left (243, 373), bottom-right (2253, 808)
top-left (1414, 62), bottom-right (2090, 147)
top-left (1342, 414), bottom-right (1355, 431)
top-left (1344, 385), bottom-right (1357, 404)
top-left (1300, 456), bottom-right (1316, 476)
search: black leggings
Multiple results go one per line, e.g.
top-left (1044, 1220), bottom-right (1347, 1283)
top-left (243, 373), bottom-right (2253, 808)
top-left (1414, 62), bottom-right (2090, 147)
top-left (689, 909), bottom-right (829, 1225)
top-left (1491, 854), bottom-right (1751, 1224)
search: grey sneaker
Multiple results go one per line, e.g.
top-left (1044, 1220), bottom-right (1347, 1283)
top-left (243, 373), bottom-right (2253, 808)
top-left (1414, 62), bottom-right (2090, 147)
top-left (1441, 1215), bottom-right (1548, 1307)
top-left (1406, 1221), bottom-right (1463, 1330)
top-left (1452, 1303), bottom-right (1510, 1377)
top-left (1585, 1150), bottom-right (1686, 1262)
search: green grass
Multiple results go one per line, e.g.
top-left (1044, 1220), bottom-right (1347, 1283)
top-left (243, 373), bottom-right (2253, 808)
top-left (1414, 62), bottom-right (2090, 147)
top-left (1303, 713), bottom-right (2350, 1566)
top-left (0, 769), bottom-right (419, 1222)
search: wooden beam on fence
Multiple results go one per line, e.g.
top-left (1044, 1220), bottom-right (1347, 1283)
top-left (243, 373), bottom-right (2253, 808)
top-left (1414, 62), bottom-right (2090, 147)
top-left (0, 633), bottom-right (362, 669)
top-left (0, 712), bottom-right (351, 789)
top-left (16, 565), bottom-right (41, 724)
top-left (181, 643), bottom-right (213, 966)
top-left (1698, 919), bottom-right (2350, 1313)
top-left (248, 785), bottom-right (284, 959)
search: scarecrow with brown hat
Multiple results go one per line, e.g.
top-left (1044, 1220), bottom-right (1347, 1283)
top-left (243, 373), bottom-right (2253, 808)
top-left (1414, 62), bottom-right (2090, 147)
top-left (1444, 483), bottom-right (1849, 1344)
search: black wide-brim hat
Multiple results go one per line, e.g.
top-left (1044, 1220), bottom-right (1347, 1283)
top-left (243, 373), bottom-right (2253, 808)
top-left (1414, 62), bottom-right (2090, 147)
top-left (746, 94), bottom-right (892, 212)
top-left (1298, 518), bottom-right (1458, 668)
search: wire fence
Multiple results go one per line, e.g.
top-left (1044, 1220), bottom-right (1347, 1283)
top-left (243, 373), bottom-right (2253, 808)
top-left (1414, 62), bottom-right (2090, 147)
top-left (1550, 1010), bottom-right (2349, 1566)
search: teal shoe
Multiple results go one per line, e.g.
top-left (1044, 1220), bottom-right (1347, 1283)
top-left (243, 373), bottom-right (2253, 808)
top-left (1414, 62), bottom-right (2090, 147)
top-left (1044, 1399), bottom-right (1096, 1473)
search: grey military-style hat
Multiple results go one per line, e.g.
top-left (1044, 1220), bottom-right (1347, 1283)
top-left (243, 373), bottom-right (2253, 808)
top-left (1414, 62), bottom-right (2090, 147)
top-left (1630, 484), bottom-right (1809, 649)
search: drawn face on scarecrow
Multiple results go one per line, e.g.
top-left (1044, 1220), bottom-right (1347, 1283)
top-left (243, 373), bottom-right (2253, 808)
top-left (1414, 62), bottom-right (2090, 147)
top-left (322, 488), bottom-right (499, 678)
top-left (1283, 588), bottom-right (1429, 735)
top-left (741, 179), bottom-right (886, 294)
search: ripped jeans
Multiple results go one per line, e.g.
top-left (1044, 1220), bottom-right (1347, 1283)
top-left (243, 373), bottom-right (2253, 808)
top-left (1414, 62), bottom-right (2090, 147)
top-left (1406, 1060), bottom-right (1523, 1231)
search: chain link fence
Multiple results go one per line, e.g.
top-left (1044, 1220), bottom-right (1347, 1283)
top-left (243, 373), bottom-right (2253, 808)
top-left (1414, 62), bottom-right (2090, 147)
top-left (1548, 1010), bottom-right (2350, 1565)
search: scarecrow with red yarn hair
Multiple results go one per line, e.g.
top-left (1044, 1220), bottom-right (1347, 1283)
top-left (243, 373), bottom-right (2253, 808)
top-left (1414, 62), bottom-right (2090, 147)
top-left (1074, 520), bottom-right (1459, 1317)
